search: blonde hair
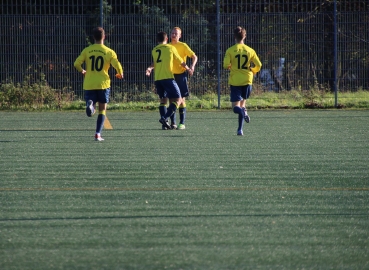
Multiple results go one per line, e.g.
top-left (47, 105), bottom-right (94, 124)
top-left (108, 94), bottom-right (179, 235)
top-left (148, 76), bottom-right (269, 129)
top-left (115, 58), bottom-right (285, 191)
top-left (172, 27), bottom-right (182, 34)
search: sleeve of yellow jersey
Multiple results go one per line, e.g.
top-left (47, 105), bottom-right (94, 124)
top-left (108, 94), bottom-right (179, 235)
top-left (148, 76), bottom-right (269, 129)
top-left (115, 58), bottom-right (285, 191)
top-left (73, 50), bottom-right (86, 72)
top-left (223, 49), bottom-right (231, 69)
top-left (250, 52), bottom-right (262, 75)
top-left (184, 43), bottom-right (195, 57)
top-left (171, 46), bottom-right (184, 66)
top-left (110, 50), bottom-right (124, 75)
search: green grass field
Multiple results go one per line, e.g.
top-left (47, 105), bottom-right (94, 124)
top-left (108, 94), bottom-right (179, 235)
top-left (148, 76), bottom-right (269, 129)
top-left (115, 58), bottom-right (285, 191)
top-left (1, 110), bottom-right (368, 269)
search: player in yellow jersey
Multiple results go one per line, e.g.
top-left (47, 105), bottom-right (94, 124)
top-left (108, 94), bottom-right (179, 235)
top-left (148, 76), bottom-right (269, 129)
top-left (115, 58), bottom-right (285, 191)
top-left (223, 26), bottom-right (262, 136)
top-left (146, 32), bottom-right (191, 130)
top-left (169, 27), bottom-right (198, 130)
top-left (74, 27), bottom-right (123, 141)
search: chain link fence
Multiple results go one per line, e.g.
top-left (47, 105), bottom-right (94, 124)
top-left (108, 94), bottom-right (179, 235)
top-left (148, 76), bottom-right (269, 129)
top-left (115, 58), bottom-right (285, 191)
top-left (1, 0), bottom-right (368, 106)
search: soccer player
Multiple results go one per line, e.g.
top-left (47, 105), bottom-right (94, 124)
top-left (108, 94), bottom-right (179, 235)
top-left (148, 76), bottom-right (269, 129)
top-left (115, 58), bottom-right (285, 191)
top-left (169, 27), bottom-right (198, 130)
top-left (74, 27), bottom-right (123, 141)
top-left (146, 32), bottom-right (191, 130)
top-left (223, 26), bottom-right (262, 136)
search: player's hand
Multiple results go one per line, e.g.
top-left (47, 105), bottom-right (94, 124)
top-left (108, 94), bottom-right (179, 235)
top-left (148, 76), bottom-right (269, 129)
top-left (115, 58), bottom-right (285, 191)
top-left (146, 68), bottom-right (152, 77)
top-left (81, 70), bottom-right (86, 76)
top-left (188, 68), bottom-right (194, 76)
top-left (115, 74), bottom-right (124, 79)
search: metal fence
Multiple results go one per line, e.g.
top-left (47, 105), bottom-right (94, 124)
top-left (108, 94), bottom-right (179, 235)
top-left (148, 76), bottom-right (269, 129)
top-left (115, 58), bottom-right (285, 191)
top-left (1, 0), bottom-right (368, 106)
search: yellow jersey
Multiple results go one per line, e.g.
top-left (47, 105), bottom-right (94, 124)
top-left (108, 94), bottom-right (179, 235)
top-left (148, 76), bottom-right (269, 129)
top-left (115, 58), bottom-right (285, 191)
top-left (74, 44), bottom-right (123, 90)
top-left (223, 43), bottom-right (262, 86)
top-left (171, 41), bottom-right (195, 74)
top-left (152, 44), bottom-right (184, 81)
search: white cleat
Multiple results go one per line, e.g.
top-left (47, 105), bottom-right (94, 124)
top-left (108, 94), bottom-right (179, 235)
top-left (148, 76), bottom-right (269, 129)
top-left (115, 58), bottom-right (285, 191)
top-left (86, 100), bottom-right (95, 117)
top-left (95, 134), bottom-right (104, 141)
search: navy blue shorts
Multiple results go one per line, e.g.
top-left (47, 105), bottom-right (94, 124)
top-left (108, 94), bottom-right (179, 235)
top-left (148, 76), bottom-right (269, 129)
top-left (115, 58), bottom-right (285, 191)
top-left (84, 88), bottom-right (111, 104)
top-left (155, 85), bottom-right (167, 99)
top-left (155, 79), bottom-right (181, 99)
top-left (174, 72), bottom-right (189, 97)
top-left (230, 85), bottom-right (252, 102)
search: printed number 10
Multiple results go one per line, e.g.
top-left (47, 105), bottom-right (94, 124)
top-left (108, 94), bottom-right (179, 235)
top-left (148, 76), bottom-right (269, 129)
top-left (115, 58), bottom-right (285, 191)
top-left (89, 55), bottom-right (104, 71)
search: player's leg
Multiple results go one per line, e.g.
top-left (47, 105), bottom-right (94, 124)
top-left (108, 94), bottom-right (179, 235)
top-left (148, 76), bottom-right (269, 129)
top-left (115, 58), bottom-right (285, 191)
top-left (161, 98), bottom-right (180, 129)
top-left (170, 113), bottom-right (177, 129)
top-left (95, 102), bottom-right (106, 141)
top-left (159, 80), bottom-right (181, 129)
top-left (178, 97), bottom-right (186, 129)
top-left (159, 97), bottom-right (168, 118)
top-left (169, 79), bottom-right (176, 129)
top-left (169, 102), bottom-right (177, 130)
top-left (233, 102), bottom-right (244, 136)
top-left (242, 85), bottom-right (252, 123)
top-left (84, 90), bottom-right (96, 117)
top-left (230, 86), bottom-right (245, 136)
top-left (175, 73), bottom-right (189, 130)
top-left (159, 97), bottom-right (169, 130)
top-left (155, 82), bottom-right (169, 130)
top-left (166, 97), bottom-right (181, 119)
top-left (95, 88), bottom-right (110, 141)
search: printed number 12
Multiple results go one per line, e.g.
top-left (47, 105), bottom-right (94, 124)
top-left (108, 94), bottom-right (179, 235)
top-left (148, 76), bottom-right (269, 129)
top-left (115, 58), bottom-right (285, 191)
top-left (235, 54), bottom-right (248, 69)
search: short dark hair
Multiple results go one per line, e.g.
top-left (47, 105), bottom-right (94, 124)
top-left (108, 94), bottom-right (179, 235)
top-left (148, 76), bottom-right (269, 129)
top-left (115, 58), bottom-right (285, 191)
top-left (156, 31), bottom-right (167, 43)
top-left (234, 26), bottom-right (246, 42)
top-left (92, 27), bottom-right (105, 41)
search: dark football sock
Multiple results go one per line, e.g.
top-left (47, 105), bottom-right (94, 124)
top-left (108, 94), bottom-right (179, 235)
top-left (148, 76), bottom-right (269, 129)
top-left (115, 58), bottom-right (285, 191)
top-left (164, 102), bottom-right (179, 119)
top-left (159, 103), bottom-right (167, 118)
top-left (179, 106), bottom-right (186, 124)
top-left (96, 111), bottom-right (106, 134)
top-left (170, 112), bottom-right (176, 125)
top-left (233, 106), bottom-right (244, 131)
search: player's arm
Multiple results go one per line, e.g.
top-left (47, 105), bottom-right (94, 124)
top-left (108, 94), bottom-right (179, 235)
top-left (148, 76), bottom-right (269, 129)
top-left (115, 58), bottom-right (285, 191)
top-left (173, 47), bottom-right (190, 72)
top-left (185, 44), bottom-right (198, 75)
top-left (188, 54), bottom-right (198, 76)
top-left (179, 59), bottom-right (190, 72)
top-left (223, 52), bottom-right (231, 70)
top-left (74, 53), bottom-right (86, 75)
top-left (180, 62), bottom-right (190, 71)
top-left (146, 62), bottom-right (154, 77)
top-left (250, 53), bottom-right (262, 75)
top-left (111, 52), bottom-right (124, 79)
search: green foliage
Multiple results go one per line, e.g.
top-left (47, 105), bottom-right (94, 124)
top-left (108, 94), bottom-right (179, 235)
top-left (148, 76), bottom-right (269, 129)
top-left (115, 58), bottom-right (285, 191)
top-left (1, 73), bottom-right (369, 111)
top-left (85, 0), bottom-right (113, 46)
top-left (0, 74), bottom-right (74, 110)
top-left (179, 13), bottom-right (211, 54)
top-left (134, 4), bottom-right (171, 40)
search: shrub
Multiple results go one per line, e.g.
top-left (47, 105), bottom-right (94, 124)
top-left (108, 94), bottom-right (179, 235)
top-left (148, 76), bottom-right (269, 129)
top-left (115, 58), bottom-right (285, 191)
top-left (0, 74), bottom-right (74, 110)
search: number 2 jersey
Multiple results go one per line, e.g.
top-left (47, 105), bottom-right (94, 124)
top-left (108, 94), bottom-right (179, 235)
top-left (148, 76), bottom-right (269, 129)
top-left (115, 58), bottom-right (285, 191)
top-left (74, 44), bottom-right (123, 90)
top-left (223, 43), bottom-right (262, 86)
top-left (151, 44), bottom-right (184, 81)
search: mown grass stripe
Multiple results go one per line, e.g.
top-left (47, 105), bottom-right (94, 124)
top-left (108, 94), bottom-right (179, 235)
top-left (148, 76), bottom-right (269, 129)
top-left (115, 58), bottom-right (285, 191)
top-left (1, 187), bottom-right (369, 191)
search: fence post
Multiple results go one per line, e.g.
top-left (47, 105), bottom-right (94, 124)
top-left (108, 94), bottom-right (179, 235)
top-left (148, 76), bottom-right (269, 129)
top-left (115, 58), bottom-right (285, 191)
top-left (334, 0), bottom-right (338, 107)
top-left (216, 0), bottom-right (221, 109)
top-left (100, 0), bottom-right (103, 27)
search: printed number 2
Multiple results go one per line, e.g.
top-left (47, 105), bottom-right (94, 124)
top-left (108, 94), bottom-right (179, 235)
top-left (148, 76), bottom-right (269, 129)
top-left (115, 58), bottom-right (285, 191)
top-left (235, 54), bottom-right (248, 69)
top-left (89, 55), bottom-right (104, 71)
top-left (156, 49), bottom-right (162, 63)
